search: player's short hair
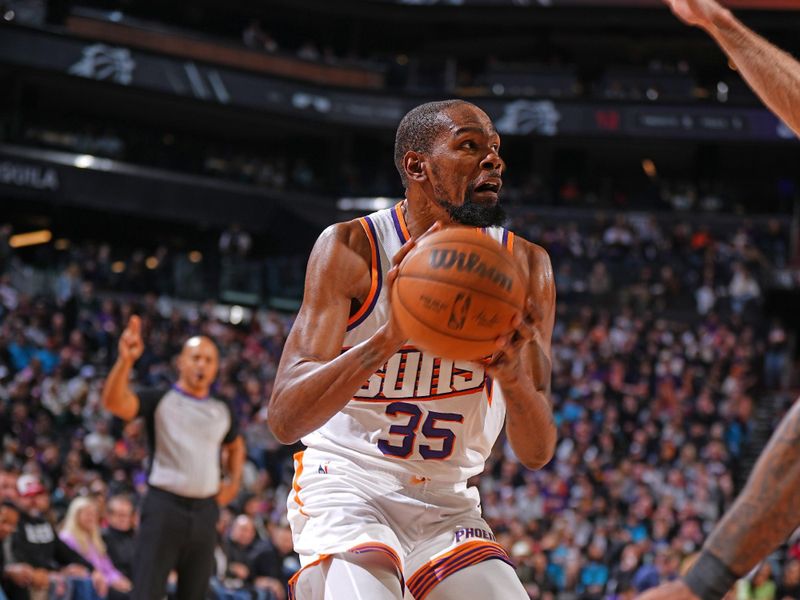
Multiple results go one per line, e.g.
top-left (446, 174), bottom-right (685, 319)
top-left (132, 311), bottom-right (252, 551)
top-left (394, 99), bottom-right (472, 189)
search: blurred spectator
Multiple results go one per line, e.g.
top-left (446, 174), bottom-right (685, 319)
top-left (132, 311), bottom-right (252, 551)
top-left (213, 515), bottom-right (284, 600)
top-left (0, 473), bottom-right (19, 504)
top-left (729, 262), bottom-right (761, 315)
top-left (0, 501), bottom-right (45, 598)
top-left (58, 496), bottom-right (132, 598)
top-left (735, 562), bottom-right (777, 600)
top-left (10, 475), bottom-right (107, 600)
top-left (219, 224), bottom-right (253, 258)
top-left (776, 558), bottom-right (800, 599)
top-left (764, 320), bottom-right (788, 390)
top-left (296, 41), bottom-right (319, 61)
top-left (101, 496), bottom-right (136, 581)
top-left (84, 420), bottom-right (115, 467)
top-left (242, 20), bottom-right (277, 53)
top-left (579, 542), bottom-right (610, 598)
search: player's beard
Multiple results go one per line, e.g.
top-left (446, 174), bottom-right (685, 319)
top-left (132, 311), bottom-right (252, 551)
top-left (433, 185), bottom-right (506, 228)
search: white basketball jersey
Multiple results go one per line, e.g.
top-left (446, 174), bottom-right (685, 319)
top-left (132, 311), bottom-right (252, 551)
top-left (301, 203), bottom-right (517, 483)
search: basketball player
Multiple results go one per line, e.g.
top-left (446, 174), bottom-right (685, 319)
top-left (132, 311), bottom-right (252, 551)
top-left (268, 100), bottom-right (557, 599)
top-left (637, 2), bottom-right (800, 599)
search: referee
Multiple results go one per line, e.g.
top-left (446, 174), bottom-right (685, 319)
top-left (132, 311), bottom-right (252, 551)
top-left (102, 315), bottom-right (245, 600)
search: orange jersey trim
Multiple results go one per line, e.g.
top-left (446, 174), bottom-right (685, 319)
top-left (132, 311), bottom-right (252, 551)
top-left (291, 451), bottom-right (308, 517)
top-left (347, 216), bottom-right (382, 330)
top-left (393, 202), bottom-right (411, 243)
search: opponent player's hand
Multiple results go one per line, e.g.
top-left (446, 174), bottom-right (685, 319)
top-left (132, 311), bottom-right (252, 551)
top-left (663, 0), bottom-right (727, 29)
top-left (118, 315), bottom-right (145, 364)
top-left (484, 298), bottom-right (545, 388)
top-left (384, 220), bottom-right (443, 344)
top-left (636, 580), bottom-right (700, 600)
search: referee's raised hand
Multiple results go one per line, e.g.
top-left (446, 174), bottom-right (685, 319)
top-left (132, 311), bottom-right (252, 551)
top-left (119, 315), bottom-right (145, 364)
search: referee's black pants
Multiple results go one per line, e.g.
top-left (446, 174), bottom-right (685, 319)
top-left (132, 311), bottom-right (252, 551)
top-left (132, 486), bottom-right (219, 600)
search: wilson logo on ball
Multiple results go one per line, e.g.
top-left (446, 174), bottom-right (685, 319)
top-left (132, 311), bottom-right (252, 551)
top-left (428, 249), bottom-right (514, 292)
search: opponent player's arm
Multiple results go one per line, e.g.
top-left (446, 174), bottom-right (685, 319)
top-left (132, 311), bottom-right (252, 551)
top-left (638, 397), bottom-right (800, 600)
top-left (665, 0), bottom-right (800, 136)
top-left (494, 243), bottom-right (557, 470)
top-left (268, 223), bottom-right (407, 444)
top-left (101, 315), bottom-right (143, 421)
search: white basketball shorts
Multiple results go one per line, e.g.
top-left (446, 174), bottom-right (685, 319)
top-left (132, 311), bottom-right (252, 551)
top-left (287, 448), bottom-right (512, 600)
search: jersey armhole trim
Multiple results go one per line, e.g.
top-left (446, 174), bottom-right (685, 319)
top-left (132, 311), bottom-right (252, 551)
top-left (503, 229), bottom-right (515, 252)
top-left (391, 202), bottom-right (411, 244)
top-left (347, 216), bottom-right (382, 331)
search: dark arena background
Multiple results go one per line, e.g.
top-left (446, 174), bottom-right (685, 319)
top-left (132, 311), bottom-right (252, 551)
top-left (1, 0), bottom-right (800, 598)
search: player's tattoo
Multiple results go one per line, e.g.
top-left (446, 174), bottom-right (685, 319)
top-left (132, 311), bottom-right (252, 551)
top-left (704, 399), bottom-right (800, 574)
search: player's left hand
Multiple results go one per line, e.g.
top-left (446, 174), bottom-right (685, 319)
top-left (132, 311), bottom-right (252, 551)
top-left (483, 298), bottom-right (545, 388)
top-left (216, 480), bottom-right (239, 507)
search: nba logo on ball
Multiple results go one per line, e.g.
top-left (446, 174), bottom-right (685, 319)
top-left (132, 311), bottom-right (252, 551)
top-left (448, 293), bottom-right (471, 331)
top-left (391, 228), bottom-right (525, 361)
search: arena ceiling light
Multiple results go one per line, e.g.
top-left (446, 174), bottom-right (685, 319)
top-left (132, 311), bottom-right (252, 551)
top-left (9, 229), bottom-right (52, 248)
top-left (73, 154), bottom-right (113, 171)
top-left (337, 197), bottom-right (398, 211)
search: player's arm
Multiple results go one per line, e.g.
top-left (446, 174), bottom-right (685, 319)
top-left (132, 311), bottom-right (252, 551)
top-left (665, 0), bottom-right (800, 136)
top-left (487, 241), bottom-right (557, 470)
top-left (268, 222), bottom-right (408, 444)
top-left (101, 315), bottom-right (143, 421)
top-left (637, 397), bottom-right (800, 600)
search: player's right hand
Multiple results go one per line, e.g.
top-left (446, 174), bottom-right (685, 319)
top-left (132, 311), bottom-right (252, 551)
top-left (636, 580), bottom-right (701, 600)
top-left (118, 315), bottom-right (145, 364)
top-left (663, 0), bottom-right (726, 29)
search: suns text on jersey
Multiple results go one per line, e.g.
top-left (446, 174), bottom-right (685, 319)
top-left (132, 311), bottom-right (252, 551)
top-left (354, 347), bottom-right (486, 401)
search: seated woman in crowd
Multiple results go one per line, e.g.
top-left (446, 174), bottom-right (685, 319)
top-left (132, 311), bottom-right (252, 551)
top-left (59, 497), bottom-right (132, 599)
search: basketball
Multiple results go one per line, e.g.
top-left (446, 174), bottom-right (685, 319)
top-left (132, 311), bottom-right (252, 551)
top-left (391, 227), bottom-right (526, 361)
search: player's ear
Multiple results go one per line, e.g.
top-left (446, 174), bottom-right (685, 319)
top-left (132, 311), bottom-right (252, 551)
top-left (404, 151), bottom-right (427, 183)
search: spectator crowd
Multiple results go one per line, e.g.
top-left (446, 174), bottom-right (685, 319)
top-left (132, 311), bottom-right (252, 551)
top-left (0, 207), bottom-right (796, 599)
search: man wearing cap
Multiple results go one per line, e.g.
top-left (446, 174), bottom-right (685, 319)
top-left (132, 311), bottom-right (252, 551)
top-left (102, 316), bottom-right (245, 600)
top-left (9, 475), bottom-right (107, 600)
